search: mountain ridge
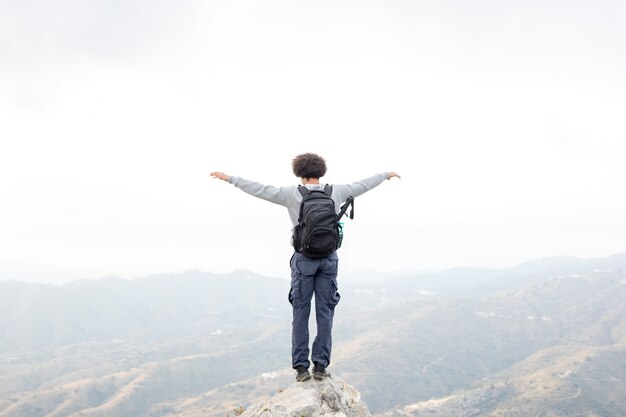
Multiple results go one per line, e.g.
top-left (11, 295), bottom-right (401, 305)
top-left (1, 252), bottom-right (625, 417)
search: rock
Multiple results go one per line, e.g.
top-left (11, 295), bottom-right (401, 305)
top-left (240, 374), bottom-right (371, 417)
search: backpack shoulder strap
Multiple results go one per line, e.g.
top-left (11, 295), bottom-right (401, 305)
top-left (324, 184), bottom-right (333, 196)
top-left (297, 185), bottom-right (310, 197)
top-left (337, 196), bottom-right (355, 221)
top-left (297, 185), bottom-right (309, 224)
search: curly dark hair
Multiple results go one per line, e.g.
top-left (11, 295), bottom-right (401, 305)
top-left (292, 153), bottom-right (327, 179)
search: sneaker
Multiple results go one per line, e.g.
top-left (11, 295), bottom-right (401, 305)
top-left (313, 362), bottom-right (328, 380)
top-left (295, 365), bottom-right (311, 382)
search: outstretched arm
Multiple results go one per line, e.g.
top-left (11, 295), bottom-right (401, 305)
top-left (333, 172), bottom-right (401, 202)
top-left (210, 171), bottom-right (294, 207)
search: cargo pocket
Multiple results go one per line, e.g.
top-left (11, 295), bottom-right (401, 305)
top-left (328, 278), bottom-right (341, 307)
top-left (288, 278), bottom-right (302, 308)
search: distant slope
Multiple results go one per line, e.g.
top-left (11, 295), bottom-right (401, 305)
top-left (377, 343), bottom-right (626, 417)
top-left (331, 270), bottom-right (626, 412)
top-left (0, 327), bottom-right (292, 417)
top-left (0, 270), bottom-right (290, 352)
top-left (377, 252), bottom-right (626, 296)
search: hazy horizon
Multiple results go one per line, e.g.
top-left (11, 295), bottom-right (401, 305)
top-left (1, 250), bottom-right (624, 285)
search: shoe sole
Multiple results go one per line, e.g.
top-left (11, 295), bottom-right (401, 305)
top-left (296, 373), bottom-right (311, 382)
top-left (313, 372), bottom-right (327, 380)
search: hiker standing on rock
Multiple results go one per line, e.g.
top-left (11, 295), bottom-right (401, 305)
top-left (211, 153), bottom-right (400, 381)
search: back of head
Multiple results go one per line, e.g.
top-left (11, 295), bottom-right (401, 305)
top-left (292, 153), bottom-right (327, 179)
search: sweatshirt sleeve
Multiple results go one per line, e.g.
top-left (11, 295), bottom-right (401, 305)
top-left (228, 176), bottom-right (295, 207)
top-left (333, 172), bottom-right (388, 202)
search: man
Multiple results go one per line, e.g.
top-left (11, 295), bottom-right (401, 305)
top-left (211, 153), bottom-right (400, 381)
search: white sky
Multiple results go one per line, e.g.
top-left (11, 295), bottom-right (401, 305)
top-left (1, 0), bottom-right (625, 283)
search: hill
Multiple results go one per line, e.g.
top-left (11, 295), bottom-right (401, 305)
top-left (0, 270), bottom-right (289, 352)
top-left (0, 253), bottom-right (625, 417)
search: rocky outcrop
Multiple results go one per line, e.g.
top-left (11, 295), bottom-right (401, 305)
top-left (240, 374), bottom-right (371, 417)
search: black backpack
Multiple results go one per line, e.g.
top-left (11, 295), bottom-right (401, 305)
top-left (292, 185), bottom-right (354, 258)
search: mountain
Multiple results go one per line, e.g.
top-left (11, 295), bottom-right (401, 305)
top-left (0, 253), bottom-right (625, 417)
top-left (378, 344), bottom-right (626, 417)
top-left (371, 269), bottom-right (626, 417)
top-left (373, 252), bottom-right (626, 296)
top-left (329, 269), bottom-right (626, 412)
top-left (0, 270), bottom-right (290, 352)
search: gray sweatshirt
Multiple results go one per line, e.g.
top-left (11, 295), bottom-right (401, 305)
top-left (228, 173), bottom-right (389, 226)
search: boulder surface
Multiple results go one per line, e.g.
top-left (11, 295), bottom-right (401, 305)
top-left (240, 374), bottom-right (371, 417)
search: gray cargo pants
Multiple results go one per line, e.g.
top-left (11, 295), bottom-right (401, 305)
top-left (289, 251), bottom-right (341, 369)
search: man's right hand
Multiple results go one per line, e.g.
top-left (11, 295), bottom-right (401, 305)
top-left (210, 172), bottom-right (230, 182)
